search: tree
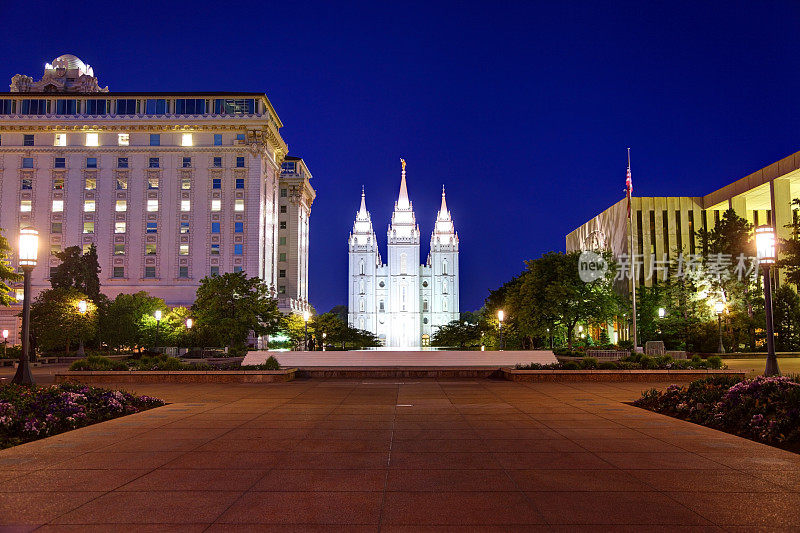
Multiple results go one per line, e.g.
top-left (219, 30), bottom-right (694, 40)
top-left (50, 244), bottom-right (101, 300)
top-left (777, 198), bottom-right (800, 285)
top-left (329, 305), bottom-right (348, 323)
top-left (0, 229), bottom-right (22, 306)
top-left (430, 319), bottom-right (489, 349)
top-left (29, 288), bottom-right (97, 353)
top-left (191, 272), bottom-right (283, 354)
top-left (98, 292), bottom-right (164, 352)
top-left (773, 285), bottom-right (800, 351)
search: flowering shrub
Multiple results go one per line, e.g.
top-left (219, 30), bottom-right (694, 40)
top-left (635, 375), bottom-right (800, 447)
top-left (0, 384), bottom-right (164, 449)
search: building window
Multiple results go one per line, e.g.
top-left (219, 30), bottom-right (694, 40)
top-left (442, 259), bottom-right (448, 275)
top-left (182, 157), bottom-right (192, 168)
top-left (116, 177), bottom-right (127, 190)
top-left (379, 300), bottom-right (385, 312)
top-left (86, 99), bottom-right (107, 115)
top-left (214, 98), bottom-right (255, 115)
top-left (175, 99), bottom-right (206, 114)
top-left (147, 199), bottom-right (158, 212)
top-left (148, 177), bottom-right (159, 189)
top-left (280, 188), bottom-right (287, 198)
top-left (234, 199), bottom-right (244, 211)
top-left (85, 132), bottom-right (99, 147)
top-left (149, 157), bottom-right (160, 168)
top-left (211, 199), bottom-right (221, 211)
top-left (235, 178), bottom-right (245, 189)
top-left (278, 285), bottom-right (286, 294)
top-left (86, 157), bottom-right (97, 168)
top-left (233, 266), bottom-right (243, 273)
top-left (211, 222), bottom-right (220, 233)
top-left (55, 99), bottom-right (78, 115)
top-left (210, 266), bottom-right (219, 276)
top-left (423, 300), bottom-right (428, 312)
top-left (279, 237), bottom-right (286, 245)
top-left (279, 221), bottom-right (286, 230)
top-left (279, 269), bottom-right (286, 278)
top-left (179, 266), bottom-right (189, 278)
top-left (145, 99), bottom-right (167, 114)
top-left (234, 244), bottom-right (243, 255)
top-left (359, 299), bottom-right (365, 312)
top-left (114, 244), bottom-right (125, 255)
top-left (23, 134), bottom-right (34, 146)
top-left (115, 221), bottom-right (126, 233)
top-left (144, 266), bottom-right (156, 278)
top-left (54, 133), bottom-right (67, 146)
top-left (149, 134), bottom-right (160, 146)
top-left (212, 178), bottom-right (222, 189)
top-left (211, 244), bottom-right (220, 255)
top-left (83, 222), bottom-right (94, 234)
top-left (181, 133), bottom-right (193, 147)
top-left (21, 100), bottom-right (47, 115)
top-left (213, 134), bottom-right (222, 146)
top-left (21, 178), bottom-right (32, 190)
top-left (443, 299), bottom-right (448, 311)
top-left (280, 205), bottom-right (287, 214)
top-left (85, 178), bottom-right (96, 190)
top-left (236, 156), bottom-right (245, 168)
top-left (0, 102), bottom-right (10, 115)
top-left (115, 99), bottom-right (137, 115)
top-left (442, 280), bottom-right (448, 294)
top-left (213, 157), bottom-right (222, 168)
top-left (53, 178), bottom-right (64, 189)
top-left (181, 200), bottom-right (191, 212)
top-left (52, 200), bottom-right (64, 212)
top-left (360, 260), bottom-right (365, 275)
top-left (181, 178), bottom-right (191, 190)
top-left (235, 222), bottom-right (243, 233)
top-left (236, 133), bottom-right (245, 141)
top-left (50, 222), bottom-right (62, 234)
top-left (146, 244), bottom-right (157, 255)
top-left (117, 157), bottom-right (128, 168)
top-left (146, 222), bottom-right (158, 233)
top-left (22, 157), bottom-right (33, 168)
top-left (116, 200), bottom-right (127, 212)
top-left (179, 244), bottom-right (189, 255)
top-left (19, 200), bottom-right (32, 212)
top-left (180, 222), bottom-right (189, 234)
top-left (50, 248), bottom-right (60, 259)
top-left (279, 252), bottom-right (286, 261)
top-left (54, 157), bottom-right (66, 168)
top-left (84, 200), bottom-right (96, 212)
top-left (118, 133), bottom-right (129, 146)
top-left (113, 266), bottom-right (124, 278)
top-left (400, 253), bottom-right (407, 275)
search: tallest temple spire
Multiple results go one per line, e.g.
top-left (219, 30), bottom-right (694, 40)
top-left (397, 158), bottom-right (410, 209)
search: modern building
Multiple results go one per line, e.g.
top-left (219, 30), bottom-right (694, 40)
top-left (348, 160), bottom-right (459, 347)
top-left (567, 149), bottom-right (800, 340)
top-left (0, 54), bottom-right (310, 343)
top-left (277, 156), bottom-right (315, 314)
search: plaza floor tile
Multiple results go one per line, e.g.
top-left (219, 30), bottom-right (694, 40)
top-left (214, 491), bottom-right (382, 524)
top-left (117, 468), bottom-right (266, 491)
top-left (380, 491), bottom-right (546, 525)
top-left (253, 468), bottom-right (386, 491)
top-left (666, 491), bottom-right (800, 526)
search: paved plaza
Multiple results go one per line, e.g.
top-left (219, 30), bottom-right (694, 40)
top-left (1, 378), bottom-right (799, 530)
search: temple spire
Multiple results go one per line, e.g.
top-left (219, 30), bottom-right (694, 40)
top-left (397, 158), bottom-right (410, 209)
top-left (439, 185), bottom-right (448, 217)
top-left (358, 185), bottom-right (368, 218)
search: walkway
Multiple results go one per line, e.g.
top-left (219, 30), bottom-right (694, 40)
top-left (1, 379), bottom-right (799, 530)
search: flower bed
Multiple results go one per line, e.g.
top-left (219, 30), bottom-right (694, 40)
top-left (0, 383), bottom-right (164, 449)
top-left (516, 354), bottom-right (722, 371)
top-left (634, 375), bottom-right (800, 451)
top-left (69, 354), bottom-right (281, 372)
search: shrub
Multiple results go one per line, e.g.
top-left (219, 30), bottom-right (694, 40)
top-left (562, 362), bottom-right (580, 370)
top-left (69, 355), bottom-right (128, 372)
top-left (638, 355), bottom-right (658, 369)
top-left (1, 345), bottom-right (22, 360)
top-left (580, 357), bottom-right (598, 370)
top-left (130, 355), bottom-right (194, 371)
top-left (598, 361), bottom-right (619, 370)
top-left (241, 355), bottom-right (280, 370)
top-left (707, 355), bottom-right (723, 369)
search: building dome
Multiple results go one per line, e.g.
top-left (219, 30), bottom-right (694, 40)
top-left (47, 54), bottom-right (92, 76)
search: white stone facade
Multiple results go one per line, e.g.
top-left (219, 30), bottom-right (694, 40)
top-left (348, 161), bottom-right (459, 347)
top-left (0, 55), bottom-right (296, 344)
top-left (277, 156), bottom-right (314, 315)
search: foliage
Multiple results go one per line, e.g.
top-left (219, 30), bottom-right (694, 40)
top-left (0, 383), bottom-right (164, 449)
top-left (777, 198), bottom-right (800, 286)
top-left (280, 309), bottom-right (381, 350)
top-left (0, 228), bottom-right (22, 307)
top-left (634, 375), bottom-right (800, 447)
top-left (516, 354), bottom-right (723, 370)
top-left (241, 355), bottom-right (281, 370)
top-left (97, 292), bottom-right (181, 351)
top-left (29, 288), bottom-right (98, 353)
top-left (773, 285), bottom-right (800, 351)
top-left (430, 319), bottom-right (491, 348)
top-left (129, 355), bottom-right (198, 371)
top-left (1, 345), bottom-right (22, 360)
top-left (50, 244), bottom-right (102, 301)
top-left (69, 355), bottom-right (128, 371)
top-left (192, 273), bottom-right (283, 352)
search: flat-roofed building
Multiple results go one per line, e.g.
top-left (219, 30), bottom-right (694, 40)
top-left (0, 54), bottom-right (304, 343)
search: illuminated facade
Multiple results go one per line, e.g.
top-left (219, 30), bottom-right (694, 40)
top-left (348, 160), bottom-right (459, 347)
top-left (0, 55), bottom-right (309, 343)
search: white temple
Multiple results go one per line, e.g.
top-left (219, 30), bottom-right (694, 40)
top-left (348, 160), bottom-right (460, 347)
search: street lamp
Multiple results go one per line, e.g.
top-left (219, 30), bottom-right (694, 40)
top-left (322, 331), bottom-right (327, 352)
top-left (12, 228), bottom-right (38, 385)
top-left (2, 329), bottom-right (8, 358)
top-left (658, 307), bottom-right (666, 319)
top-left (185, 318), bottom-right (193, 357)
top-left (154, 309), bottom-right (162, 351)
top-left (756, 225), bottom-right (779, 376)
top-left (303, 310), bottom-right (310, 351)
top-left (76, 299), bottom-right (88, 356)
top-left (714, 300), bottom-right (725, 354)
top-left (497, 309), bottom-right (504, 350)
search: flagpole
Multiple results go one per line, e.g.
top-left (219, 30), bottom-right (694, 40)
top-left (627, 148), bottom-right (638, 350)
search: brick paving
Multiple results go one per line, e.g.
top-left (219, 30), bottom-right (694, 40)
top-left (0, 379), bottom-right (798, 530)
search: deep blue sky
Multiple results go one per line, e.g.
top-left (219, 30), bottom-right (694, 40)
top-left (3, 1), bottom-right (799, 313)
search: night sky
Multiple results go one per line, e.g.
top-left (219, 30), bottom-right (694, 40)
top-left (3, 1), bottom-right (799, 313)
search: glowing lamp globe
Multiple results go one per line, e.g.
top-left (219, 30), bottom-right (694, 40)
top-left (154, 310), bottom-right (162, 321)
top-left (497, 310), bottom-right (504, 322)
top-left (186, 318), bottom-right (193, 329)
top-left (78, 300), bottom-right (87, 314)
top-left (714, 301), bottom-right (725, 315)
top-left (303, 311), bottom-right (310, 322)
top-left (2, 330), bottom-right (7, 340)
top-left (658, 307), bottom-right (666, 318)
top-left (755, 225), bottom-right (776, 264)
top-left (18, 228), bottom-right (39, 267)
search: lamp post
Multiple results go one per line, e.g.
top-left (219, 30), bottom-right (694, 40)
top-left (154, 309), bottom-right (162, 351)
top-left (658, 307), bottom-right (666, 319)
top-left (185, 318), bottom-right (193, 357)
top-left (497, 309), bottom-right (504, 351)
top-left (76, 299), bottom-right (88, 356)
top-left (714, 301), bottom-right (725, 354)
top-left (303, 310), bottom-right (310, 351)
top-left (12, 228), bottom-right (38, 385)
top-left (2, 329), bottom-right (7, 358)
top-left (755, 225), bottom-right (779, 376)
top-left (322, 331), bottom-right (327, 352)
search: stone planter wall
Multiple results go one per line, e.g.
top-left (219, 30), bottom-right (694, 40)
top-left (55, 369), bottom-right (296, 384)
top-left (501, 369), bottom-right (745, 382)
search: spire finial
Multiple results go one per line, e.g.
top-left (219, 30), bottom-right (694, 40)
top-left (397, 158), bottom-right (410, 209)
top-left (442, 184), bottom-right (446, 196)
top-left (361, 184), bottom-right (365, 196)
top-left (401, 158), bottom-right (406, 172)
